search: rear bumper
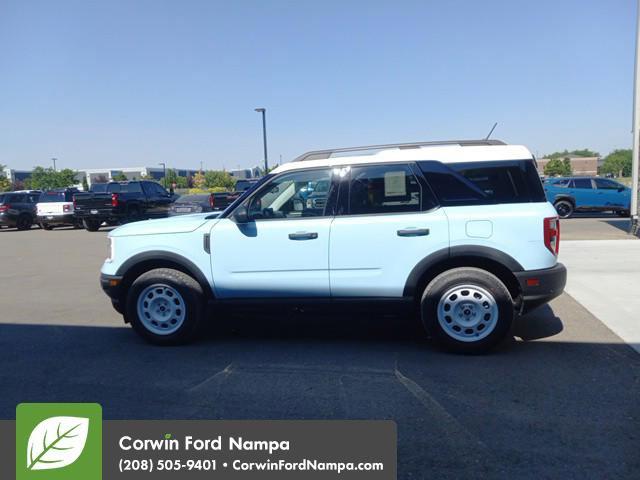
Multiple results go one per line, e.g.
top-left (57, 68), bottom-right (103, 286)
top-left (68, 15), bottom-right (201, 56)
top-left (515, 263), bottom-right (567, 313)
top-left (100, 273), bottom-right (125, 314)
top-left (0, 213), bottom-right (14, 226)
top-left (37, 213), bottom-right (76, 225)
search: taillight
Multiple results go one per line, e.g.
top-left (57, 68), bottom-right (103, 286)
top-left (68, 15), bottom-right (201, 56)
top-left (63, 204), bottom-right (72, 212)
top-left (209, 194), bottom-right (215, 209)
top-left (544, 217), bottom-right (560, 255)
top-left (0, 204), bottom-right (8, 213)
top-left (111, 193), bottom-right (119, 207)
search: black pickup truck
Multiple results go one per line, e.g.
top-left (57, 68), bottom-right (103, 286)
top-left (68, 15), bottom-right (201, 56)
top-left (73, 181), bottom-right (174, 231)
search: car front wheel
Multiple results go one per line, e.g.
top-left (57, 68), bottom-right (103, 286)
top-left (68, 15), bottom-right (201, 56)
top-left (421, 267), bottom-right (514, 354)
top-left (124, 268), bottom-right (205, 345)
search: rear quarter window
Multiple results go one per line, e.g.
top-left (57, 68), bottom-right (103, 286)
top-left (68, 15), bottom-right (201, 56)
top-left (418, 160), bottom-right (546, 206)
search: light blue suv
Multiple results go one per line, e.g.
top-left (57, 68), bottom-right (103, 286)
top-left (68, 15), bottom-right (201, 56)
top-left (100, 140), bottom-right (566, 353)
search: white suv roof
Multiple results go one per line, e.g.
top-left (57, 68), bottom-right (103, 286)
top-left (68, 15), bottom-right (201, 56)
top-left (273, 139), bottom-right (533, 174)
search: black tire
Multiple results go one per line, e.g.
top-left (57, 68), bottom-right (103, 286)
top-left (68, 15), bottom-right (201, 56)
top-left (554, 200), bottom-right (574, 219)
top-left (82, 218), bottom-right (101, 231)
top-left (16, 214), bottom-right (33, 231)
top-left (421, 267), bottom-right (514, 354)
top-left (124, 268), bottom-right (205, 346)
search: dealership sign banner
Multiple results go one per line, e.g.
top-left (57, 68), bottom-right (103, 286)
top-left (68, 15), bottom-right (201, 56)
top-left (1, 404), bottom-right (396, 479)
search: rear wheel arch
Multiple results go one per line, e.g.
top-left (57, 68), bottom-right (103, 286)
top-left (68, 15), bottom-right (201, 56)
top-left (404, 247), bottom-right (522, 303)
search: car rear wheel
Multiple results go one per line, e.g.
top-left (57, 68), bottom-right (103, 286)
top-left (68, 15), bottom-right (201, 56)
top-left (16, 214), bottom-right (33, 231)
top-left (124, 268), bottom-right (205, 345)
top-left (82, 218), bottom-right (101, 231)
top-left (554, 200), bottom-right (574, 219)
top-left (421, 267), bottom-right (514, 354)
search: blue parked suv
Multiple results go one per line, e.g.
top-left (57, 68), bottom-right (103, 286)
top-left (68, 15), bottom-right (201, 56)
top-left (99, 139), bottom-right (566, 353)
top-left (544, 176), bottom-right (631, 218)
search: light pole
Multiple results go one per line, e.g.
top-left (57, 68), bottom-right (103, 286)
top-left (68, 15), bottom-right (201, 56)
top-left (631, 0), bottom-right (640, 235)
top-left (52, 158), bottom-right (57, 171)
top-left (159, 162), bottom-right (166, 188)
top-left (254, 108), bottom-right (268, 175)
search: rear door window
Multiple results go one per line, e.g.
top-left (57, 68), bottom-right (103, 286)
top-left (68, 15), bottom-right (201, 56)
top-left (348, 164), bottom-right (424, 215)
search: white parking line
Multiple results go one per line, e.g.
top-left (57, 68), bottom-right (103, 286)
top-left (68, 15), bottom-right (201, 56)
top-left (560, 240), bottom-right (640, 354)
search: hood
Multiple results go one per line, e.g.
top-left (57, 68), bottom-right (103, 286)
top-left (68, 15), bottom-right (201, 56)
top-left (109, 213), bottom-right (219, 237)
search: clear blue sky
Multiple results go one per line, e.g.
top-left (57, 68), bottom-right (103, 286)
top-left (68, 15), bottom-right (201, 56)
top-left (0, 0), bottom-right (636, 171)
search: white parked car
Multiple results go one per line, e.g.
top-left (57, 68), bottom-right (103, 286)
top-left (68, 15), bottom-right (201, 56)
top-left (36, 188), bottom-right (81, 230)
top-left (100, 139), bottom-right (566, 353)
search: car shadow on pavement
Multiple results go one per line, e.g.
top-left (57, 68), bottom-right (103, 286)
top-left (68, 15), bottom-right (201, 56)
top-left (603, 219), bottom-right (632, 232)
top-left (0, 303), bottom-right (639, 479)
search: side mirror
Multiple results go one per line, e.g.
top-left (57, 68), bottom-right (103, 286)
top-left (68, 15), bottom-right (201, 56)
top-left (233, 205), bottom-right (250, 224)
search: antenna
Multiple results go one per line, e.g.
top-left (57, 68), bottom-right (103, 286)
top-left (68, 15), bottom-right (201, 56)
top-left (485, 122), bottom-right (498, 140)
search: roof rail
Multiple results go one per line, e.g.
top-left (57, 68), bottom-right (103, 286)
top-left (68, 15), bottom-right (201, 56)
top-left (292, 139), bottom-right (506, 162)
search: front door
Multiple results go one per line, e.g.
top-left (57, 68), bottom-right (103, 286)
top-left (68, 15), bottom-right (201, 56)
top-left (593, 178), bottom-right (630, 211)
top-left (210, 168), bottom-right (336, 298)
top-left (329, 163), bottom-right (449, 297)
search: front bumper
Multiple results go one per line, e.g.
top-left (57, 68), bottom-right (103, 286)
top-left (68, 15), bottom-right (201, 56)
top-left (515, 263), bottom-right (567, 313)
top-left (100, 273), bottom-right (124, 314)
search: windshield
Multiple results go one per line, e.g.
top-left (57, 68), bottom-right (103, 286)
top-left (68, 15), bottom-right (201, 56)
top-left (218, 175), bottom-right (272, 218)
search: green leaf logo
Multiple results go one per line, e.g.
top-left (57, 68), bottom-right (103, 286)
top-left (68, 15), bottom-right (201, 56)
top-left (26, 416), bottom-right (89, 471)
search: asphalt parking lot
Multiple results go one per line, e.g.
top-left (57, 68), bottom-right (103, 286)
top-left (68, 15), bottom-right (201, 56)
top-left (1, 223), bottom-right (639, 479)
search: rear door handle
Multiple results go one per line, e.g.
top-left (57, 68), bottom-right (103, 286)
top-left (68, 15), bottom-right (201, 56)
top-left (397, 228), bottom-right (430, 237)
top-left (288, 232), bottom-right (318, 240)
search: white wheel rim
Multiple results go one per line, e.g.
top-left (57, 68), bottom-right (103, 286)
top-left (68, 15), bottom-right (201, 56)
top-left (136, 284), bottom-right (186, 335)
top-left (437, 284), bottom-right (499, 342)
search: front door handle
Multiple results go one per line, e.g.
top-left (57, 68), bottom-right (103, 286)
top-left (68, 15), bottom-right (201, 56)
top-left (289, 232), bottom-right (318, 240)
top-left (397, 228), bottom-right (430, 237)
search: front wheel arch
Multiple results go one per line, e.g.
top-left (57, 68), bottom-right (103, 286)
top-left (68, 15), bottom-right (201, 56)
top-left (116, 252), bottom-right (213, 312)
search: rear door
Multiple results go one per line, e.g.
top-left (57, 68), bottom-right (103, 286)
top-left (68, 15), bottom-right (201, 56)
top-left (568, 178), bottom-right (595, 208)
top-left (329, 163), bottom-right (449, 297)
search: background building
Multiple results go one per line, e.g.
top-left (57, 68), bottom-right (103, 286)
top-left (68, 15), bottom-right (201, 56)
top-left (536, 156), bottom-right (599, 176)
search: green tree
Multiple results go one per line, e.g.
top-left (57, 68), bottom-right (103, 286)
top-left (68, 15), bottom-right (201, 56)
top-left (544, 158), bottom-right (570, 176)
top-left (0, 165), bottom-right (11, 191)
top-left (204, 170), bottom-right (236, 190)
top-left (112, 173), bottom-right (128, 181)
top-left (562, 157), bottom-right (572, 175)
top-left (192, 171), bottom-right (206, 189)
top-left (600, 149), bottom-right (632, 177)
top-left (82, 176), bottom-right (89, 191)
top-left (30, 167), bottom-right (78, 190)
top-left (545, 149), bottom-right (600, 160)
